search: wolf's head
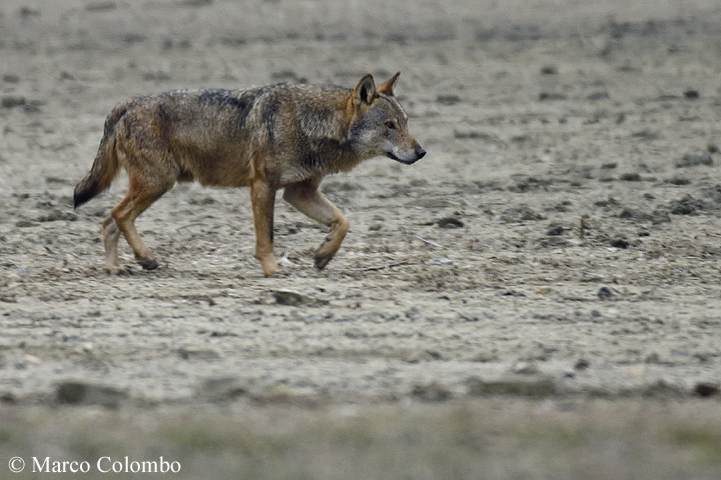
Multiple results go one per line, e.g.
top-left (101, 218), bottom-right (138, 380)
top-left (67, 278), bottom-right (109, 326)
top-left (347, 73), bottom-right (426, 165)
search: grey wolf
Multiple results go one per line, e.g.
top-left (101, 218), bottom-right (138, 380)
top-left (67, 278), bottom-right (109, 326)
top-left (73, 73), bottom-right (425, 276)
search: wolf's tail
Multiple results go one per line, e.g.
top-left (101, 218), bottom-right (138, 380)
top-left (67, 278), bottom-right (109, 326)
top-left (73, 105), bottom-right (128, 209)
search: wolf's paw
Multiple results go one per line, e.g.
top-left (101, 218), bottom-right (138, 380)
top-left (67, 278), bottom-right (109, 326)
top-left (313, 251), bottom-right (336, 270)
top-left (105, 265), bottom-right (133, 276)
top-left (137, 257), bottom-right (159, 271)
top-left (257, 256), bottom-right (279, 276)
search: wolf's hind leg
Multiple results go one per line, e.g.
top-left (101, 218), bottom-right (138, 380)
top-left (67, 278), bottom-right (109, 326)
top-left (111, 175), bottom-right (172, 271)
top-left (283, 180), bottom-right (349, 270)
top-left (101, 215), bottom-right (125, 274)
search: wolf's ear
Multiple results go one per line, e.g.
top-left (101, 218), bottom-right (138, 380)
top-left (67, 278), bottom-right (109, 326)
top-left (377, 72), bottom-right (400, 96)
top-left (354, 74), bottom-right (377, 106)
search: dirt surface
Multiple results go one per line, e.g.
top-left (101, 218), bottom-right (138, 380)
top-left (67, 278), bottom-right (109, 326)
top-left (2, 0), bottom-right (721, 478)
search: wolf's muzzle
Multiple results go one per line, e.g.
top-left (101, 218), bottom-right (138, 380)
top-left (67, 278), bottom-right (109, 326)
top-left (387, 148), bottom-right (426, 165)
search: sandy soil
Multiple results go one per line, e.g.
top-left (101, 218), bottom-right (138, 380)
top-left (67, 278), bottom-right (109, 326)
top-left (2, 0), bottom-right (721, 478)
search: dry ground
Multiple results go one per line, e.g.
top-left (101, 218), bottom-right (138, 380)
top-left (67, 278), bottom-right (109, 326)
top-left (2, 0), bottom-right (721, 478)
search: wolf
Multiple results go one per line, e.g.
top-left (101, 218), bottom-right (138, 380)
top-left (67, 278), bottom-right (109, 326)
top-left (73, 72), bottom-right (426, 276)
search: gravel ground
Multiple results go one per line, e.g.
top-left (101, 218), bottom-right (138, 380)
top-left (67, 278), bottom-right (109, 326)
top-left (1, 1), bottom-right (721, 478)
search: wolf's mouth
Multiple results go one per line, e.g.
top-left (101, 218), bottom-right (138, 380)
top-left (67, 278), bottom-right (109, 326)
top-left (386, 149), bottom-right (425, 164)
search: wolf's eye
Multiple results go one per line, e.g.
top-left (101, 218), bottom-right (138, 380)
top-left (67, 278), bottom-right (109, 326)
top-left (385, 121), bottom-right (396, 130)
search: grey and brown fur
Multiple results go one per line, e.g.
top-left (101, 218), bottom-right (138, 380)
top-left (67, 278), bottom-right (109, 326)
top-left (73, 73), bottom-right (425, 276)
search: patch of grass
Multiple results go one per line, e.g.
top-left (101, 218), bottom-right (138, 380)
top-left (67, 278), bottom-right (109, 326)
top-left (667, 428), bottom-right (721, 464)
top-left (160, 425), bottom-right (289, 456)
top-left (0, 427), bottom-right (17, 444)
top-left (68, 434), bottom-right (126, 461)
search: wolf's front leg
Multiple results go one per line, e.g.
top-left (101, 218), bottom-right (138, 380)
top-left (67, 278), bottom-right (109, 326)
top-left (283, 180), bottom-right (349, 270)
top-left (250, 179), bottom-right (279, 276)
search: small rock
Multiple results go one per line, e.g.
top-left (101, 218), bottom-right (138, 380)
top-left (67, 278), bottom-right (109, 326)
top-left (18, 6), bottom-right (40, 17)
top-left (23, 354), bottom-right (40, 364)
top-left (619, 208), bottom-right (650, 222)
top-left (538, 92), bottom-right (567, 101)
top-left (410, 382), bottom-right (452, 402)
top-left (56, 381), bottom-right (128, 409)
top-left (1, 96), bottom-right (26, 109)
top-left (540, 65), bottom-right (558, 75)
top-left (665, 177), bottom-right (691, 186)
top-left (466, 375), bottom-right (557, 398)
top-left (587, 91), bottom-right (609, 101)
top-left (500, 205), bottom-right (544, 223)
top-left (683, 89), bottom-right (699, 100)
top-left (272, 290), bottom-right (328, 306)
top-left (344, 327), bottom-right (367, 339)
top-left (668, 195), bottom-right (705, 215)
top-left (610, 238), bottom-right (631, 249)
top-left (437, 217), bottom-right (464, 229)
top-left (37, 209), bottom-right (78, 222)
top-left (694, 382), bottom-right (719, 398)
top-left (547, 224), bottom-right (564, 236)
top-left (535, 236), bottom-right (569, 248)
top-left (513, 361), bottom-right (540, 375)
top-left (650, 208), bottom-right (672, 224)
top-left (436, 94), bottom-right (461, 106)
top-left (198, 377), bottom-right (248, 401)
top-left (177, 346), bottom-right (221, 360)
top-left (403, 350), bottom-right (443, 363)
top-left (510, 176), bottom-right (553, 192)
top-left (1, 392), bottom-right (16, 404)
top-left (574, 358), bottom-right (590, 370)
top-left (644, 352), bottom-right (663, 364)
top-left (619, 173), bottom-right (641, 181)
top-left (631, 129), bottom-right (660, 141)
top-left (675, 152), bottom-right (713, 168)
top-left (639, 380), bottom-right (684, 399)
top-left (597, 287), bottom-right (613, 299)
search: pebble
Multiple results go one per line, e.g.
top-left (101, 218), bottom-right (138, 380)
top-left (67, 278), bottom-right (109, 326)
top-left (437, 217), bottom-right (464, 229)
top-left (597, 287), bottom-right (614, 299)
top-left (675, 152), bottom-right (713, 168)
top-left (409, 382), bottom-right (452, 402)
top-left (500, 205), bottom-right (544, 223)
top-left (56, 381), bottom-right (128, 409)
top-left (694, 382), bottom-right (719, 398)
top-left (546, 224), bottom-right (564, 236)
top-left (1, 96), bottom-right (26, 108)
top-left (272, 290), bottom-right (328, 307)
top-left (177, 346), bottom-right (221, 360)
top-left (198, 377), bottom-right (249, 401)
top-left (513, 361), bottom-right (540, 375)
top-left (466, 375), bottom-right (557, 398)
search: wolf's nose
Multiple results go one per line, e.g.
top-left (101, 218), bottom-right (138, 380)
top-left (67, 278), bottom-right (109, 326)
top-left (415, 148), bottom-right (426, 159)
